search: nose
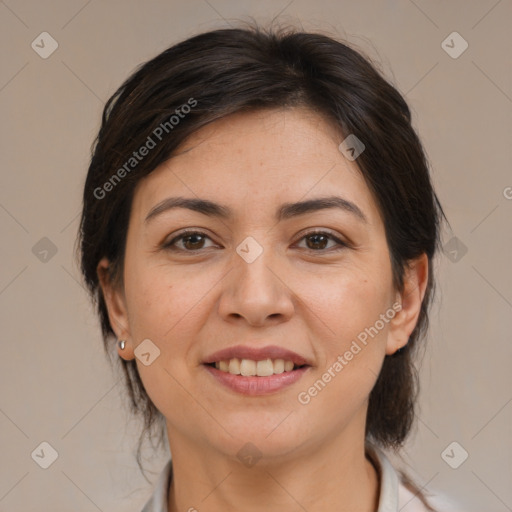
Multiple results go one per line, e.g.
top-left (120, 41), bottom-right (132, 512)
top-left (217, 243), bottom-right (295, 327)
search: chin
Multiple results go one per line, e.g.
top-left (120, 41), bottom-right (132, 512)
top-left (213, 422), bottom-right (308, 460)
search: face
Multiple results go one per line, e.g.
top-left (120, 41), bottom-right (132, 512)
top-left (99, 107), bottom-right (427, 463)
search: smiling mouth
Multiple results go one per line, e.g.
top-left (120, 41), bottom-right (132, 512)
top-left (204, 358), bottom-right (309, 377)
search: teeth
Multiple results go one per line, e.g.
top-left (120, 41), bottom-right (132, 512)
top-left (213, 358), bottom-right (299, 376)
top-left (240, 359), bottom-right (256, 376)
top-left (273, 359), bottom-right (285, 374)
top-left (256, 359), bottom-right (274, 377)
top-left (228, 358), bottom-right (240, 375)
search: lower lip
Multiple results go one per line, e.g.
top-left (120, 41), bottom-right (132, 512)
top-left (203, 364), bottom-right (310, 395)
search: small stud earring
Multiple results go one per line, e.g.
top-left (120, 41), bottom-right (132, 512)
top-left (118, 340), bottom-right (126, 350)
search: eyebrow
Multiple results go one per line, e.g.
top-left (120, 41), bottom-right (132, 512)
top-left (144, 195), bottom-right (368, 224)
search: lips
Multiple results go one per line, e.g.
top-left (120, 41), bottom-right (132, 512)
top-left (202, 344), bottom-right (312, 367)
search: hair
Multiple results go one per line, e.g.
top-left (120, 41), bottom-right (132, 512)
top-left (77, 22), bottom-right (447, 507)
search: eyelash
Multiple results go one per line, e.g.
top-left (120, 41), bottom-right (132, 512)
top-left (163, 229), bottom-right (348, 254)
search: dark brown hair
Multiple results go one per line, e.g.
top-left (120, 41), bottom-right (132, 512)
top-left (78, 23), bottom-right (446, 505)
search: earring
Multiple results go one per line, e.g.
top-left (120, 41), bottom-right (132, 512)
top-left (118, 340), bottom-right (126, 350)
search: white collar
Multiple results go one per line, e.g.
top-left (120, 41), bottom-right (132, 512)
top-left (142, 444), bottom-right (413, 512)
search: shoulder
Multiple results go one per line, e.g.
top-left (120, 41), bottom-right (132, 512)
top-left (366, 442), bottom-right (462, 512)
top-left (398, 482), bottom-right (464, 512)
top-left (140, 459), bottom-right (173, 512)
top-left (398, 481), bottom-right (433, 511)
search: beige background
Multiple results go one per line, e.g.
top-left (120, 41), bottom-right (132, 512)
top-left (1, 0), bottom-right (511, 510)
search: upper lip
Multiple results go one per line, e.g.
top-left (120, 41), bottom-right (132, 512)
top-left (203, 344), bottom-right (311, 366)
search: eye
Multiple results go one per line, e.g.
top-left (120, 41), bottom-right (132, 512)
top-left (163, 229), bottom-right (348, 253)
top-left (163, 230), bottom-right (216, 252)
top-left (295, 230), bottom-right (348, 252)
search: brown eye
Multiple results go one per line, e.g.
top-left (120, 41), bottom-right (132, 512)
top-left (296, 231), bottom-right (347, 252)
top-left (181, 233), bottom-right (206, 250)
top-left (305, 233), bottom-right (329, 250)
top-left (164, 230), bottom-right (215, 252)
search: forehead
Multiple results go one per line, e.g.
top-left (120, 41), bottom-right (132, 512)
top-left (131, 107), bottom-right (382, 228)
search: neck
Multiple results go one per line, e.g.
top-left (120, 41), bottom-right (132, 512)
top-left (166, 427), bottom-right (380, 512)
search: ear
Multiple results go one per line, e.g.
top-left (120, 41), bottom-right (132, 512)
top-left (386, 253), bottom-right (429, 356)
top-left (97, 257), bottom-right (134, 360)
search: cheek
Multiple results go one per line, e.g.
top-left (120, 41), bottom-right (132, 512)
top-left (296, 272), bottom-right (392, 425)
top-left (124, 265), bottom-right (172, 338)
top-left (124, 258), bottom-right (217, 354)
top-left (122, 262), bottom-right (205, 413)
top-left (303, 252), bottom-right (394, 409)
top-left (299, 260), bottom-right (393, 350)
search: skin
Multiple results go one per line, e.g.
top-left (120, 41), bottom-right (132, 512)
top-left (98, 107), bottom-right (428, 512)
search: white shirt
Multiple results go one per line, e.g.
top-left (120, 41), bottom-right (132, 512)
top-left (141, 444), bottom-right (451, 511)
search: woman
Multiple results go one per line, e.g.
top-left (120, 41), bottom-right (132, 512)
top-left (78, 24), bottom-right (451, 512)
